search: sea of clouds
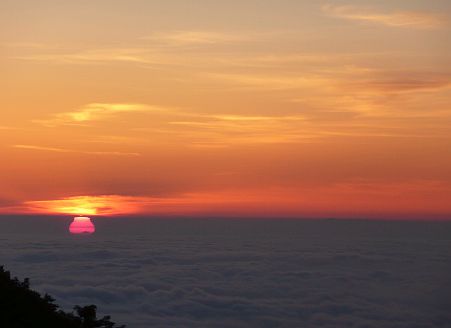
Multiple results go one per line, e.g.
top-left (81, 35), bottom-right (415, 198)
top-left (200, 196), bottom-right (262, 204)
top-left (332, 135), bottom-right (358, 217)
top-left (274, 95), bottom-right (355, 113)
top-left (1, 217), bottom-right (450, 327)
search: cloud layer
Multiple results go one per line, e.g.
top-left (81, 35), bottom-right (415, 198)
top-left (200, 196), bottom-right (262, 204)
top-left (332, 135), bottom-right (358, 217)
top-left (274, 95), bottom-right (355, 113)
top-left (1, 218), bottom-right (450, 327)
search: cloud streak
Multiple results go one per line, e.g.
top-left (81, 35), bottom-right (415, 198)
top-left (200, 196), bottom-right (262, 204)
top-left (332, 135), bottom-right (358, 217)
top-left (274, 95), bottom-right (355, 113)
top-left (323, 5), bottom-right (449, 29)
top-left (15, 48), bottom-right (157, 65)
top-left (12, 30), bottom-right (251, 66)
top-left (167, 113), bottom-right (312, 146)
top-left (34, 103), bottom-right (161, 127)
top-left (141, 30), bottom-right (245, 46)
top-left (13, 145), bottom-right (141, 157)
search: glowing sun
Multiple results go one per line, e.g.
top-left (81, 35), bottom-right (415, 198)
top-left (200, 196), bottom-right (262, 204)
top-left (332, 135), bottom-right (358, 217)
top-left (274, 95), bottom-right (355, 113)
top-left (69, 216), bottom-right (95, 234)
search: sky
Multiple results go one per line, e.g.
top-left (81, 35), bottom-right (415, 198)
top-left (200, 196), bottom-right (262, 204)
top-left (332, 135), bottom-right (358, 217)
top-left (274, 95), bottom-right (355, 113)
top-left (1, 0), bottom-right (451, 219)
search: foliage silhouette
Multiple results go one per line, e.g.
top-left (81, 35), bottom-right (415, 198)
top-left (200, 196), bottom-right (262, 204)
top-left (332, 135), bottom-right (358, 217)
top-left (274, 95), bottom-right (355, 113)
top-left (0, 266), bottom-right (125, 328)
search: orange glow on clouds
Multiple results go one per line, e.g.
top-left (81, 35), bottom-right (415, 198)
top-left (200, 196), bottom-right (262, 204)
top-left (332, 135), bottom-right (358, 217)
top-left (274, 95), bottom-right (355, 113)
top-left (18, 179), bottom-right (451, 219)
top-left (23, 194), bottom-right (206, 216)
top-left (25, 196), bottom-right (141, 216)
top-left (1, 1), bottom-right (451, 219)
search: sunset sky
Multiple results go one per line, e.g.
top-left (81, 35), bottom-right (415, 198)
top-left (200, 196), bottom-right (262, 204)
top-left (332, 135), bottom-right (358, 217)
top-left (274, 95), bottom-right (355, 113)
top-left (1, 0), bottom-right (450, 219)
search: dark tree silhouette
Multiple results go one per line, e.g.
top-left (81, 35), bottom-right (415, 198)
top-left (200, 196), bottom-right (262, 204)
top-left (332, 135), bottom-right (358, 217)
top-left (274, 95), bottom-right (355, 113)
top-left (0, 266), bottom-right (125, 328)
top-left (75, 305), bottom-right (125, 328)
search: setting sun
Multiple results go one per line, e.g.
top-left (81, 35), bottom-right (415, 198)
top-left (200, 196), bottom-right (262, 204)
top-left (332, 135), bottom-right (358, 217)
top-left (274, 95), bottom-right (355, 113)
top-left (69, 216), bottom-right (95, 234)
top-left (1, 2), bottom-right (450, 327)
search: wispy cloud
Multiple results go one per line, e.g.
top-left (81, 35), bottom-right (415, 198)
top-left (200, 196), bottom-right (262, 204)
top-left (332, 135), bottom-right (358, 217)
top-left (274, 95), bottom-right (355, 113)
top-left (12, 144), bottom-right (141, 157)
top-left (167, 113), bottom-right (314, 146)
top-left (207, 114), bottom-right (305, 122)
top-left (34, 103), bottom-right (162, 127)
top-left (140, 30), bottom-right (247, 46)
top-left (208, 73), bottom-right (329, 90)
top-left (322, 4), bottom-right (449, 29)
top-left (0, 126), bottom-right (16, 130)
top-left (348, 76), bottom-right (451, 94)
top-left (15, 48), bottom-right (157, 65)
top-left (1, 42), bottom-right (52, 49)
top-left (13, 31), bottom-right (247, 66)
top-left (209, 69), bottom-right (451, 95)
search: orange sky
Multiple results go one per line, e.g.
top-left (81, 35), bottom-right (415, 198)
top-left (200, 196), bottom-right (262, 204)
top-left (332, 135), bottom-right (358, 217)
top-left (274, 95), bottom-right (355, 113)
top-left (1, 1), bottom-right (450, 219)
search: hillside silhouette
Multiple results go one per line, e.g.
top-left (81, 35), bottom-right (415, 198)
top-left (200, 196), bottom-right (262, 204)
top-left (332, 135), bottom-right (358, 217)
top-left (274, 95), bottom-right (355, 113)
top-left (0, 266), bottom-right (125, 328)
